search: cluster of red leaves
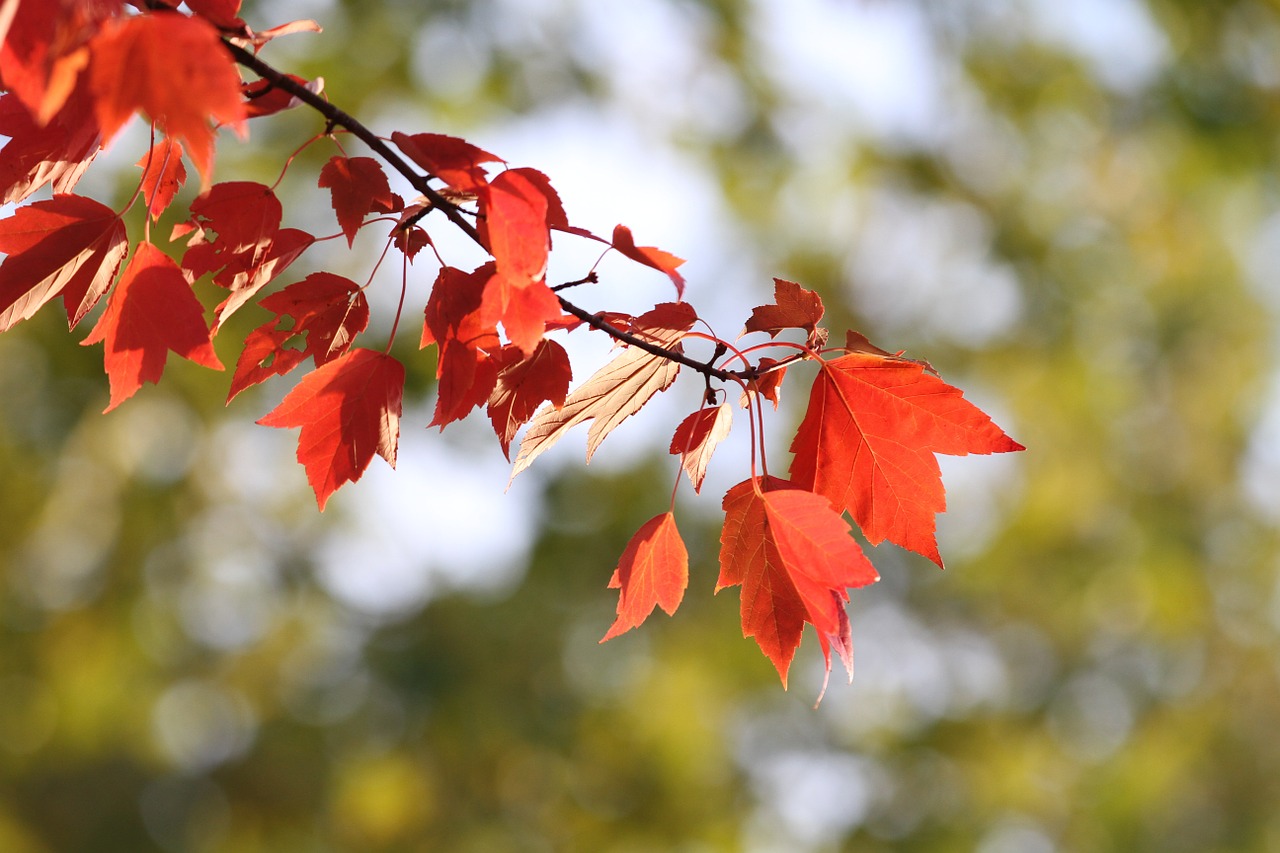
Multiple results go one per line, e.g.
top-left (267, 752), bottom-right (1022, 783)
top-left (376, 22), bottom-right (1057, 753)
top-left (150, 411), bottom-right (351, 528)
top-left (0, 0), bottom-right (1023, 697)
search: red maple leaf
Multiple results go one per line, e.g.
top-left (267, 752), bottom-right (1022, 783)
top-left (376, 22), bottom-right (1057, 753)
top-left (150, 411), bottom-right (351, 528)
top-left (184, 0), bottom-right (245, 31)
top-left (81, 240), bottom-right (223, 412)
top-left (391, 131), bottom-right (502, 193)
top-left (318, 155), bottom-right (398, 247)
top-left (481, 168), bottom-right (550, 287)
top-left (611, 224), bottom-right (685, 297)
top-left (600, 512), bottom-right (688, 642)
top-left (227, 272), bottom-right (369, 401)
top-left (181, 180), bottom-right (280, 257)
top-left (240, 74), bottom-right (316, 119)
top-left (669, 403), bottom-right (732, 493)
top-left (0, 193), bottom-right (127, 331)
top-left (486, 339), bottom-right (572, 459)
top-left (789, 351), bottom-right (1024, 566)
top-left (717, 475), bottom-right (879, 688)
top-left (740, 356), bottom-right (786, 411)
top-left (88, 11), bottom-right (246, 183)
top-left (510, 301), bottom-right (697, 479)
top-left (509, 167), bottom-right (568, 231)
top-left (743, 278), bottom-right (827, 349)
top-left (0, 0), bottom-right (118, 124)
top-left (392, 224), bottom-right (431, 262)
top-left (484, 275), bottom-right (561, 356)
top-left (176, 182), bottom-right (313, 327)
top-left (420, 264), bottom-right (501, 428)
top-left (135, 137), bottom-right (186, 220)
top-left (0, 84), bottom-right (101, 205)
top-left (257, 348), bottom-right (404, 510)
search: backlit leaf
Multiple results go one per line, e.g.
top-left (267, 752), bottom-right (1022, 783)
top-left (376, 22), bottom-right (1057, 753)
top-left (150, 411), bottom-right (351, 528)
top-left (487, 339), bottom-right (571, 459)
top-left (0, 192), bottom-right (126, 331)
top-left (789, 351), bottom-right (1024, 566)
top-left (88, 12), bottom-right (245, 183)
top-left (717, 475), bottom-right (878, 688)
top-left (81, 240), bottom-right (223, 412)
top-left (135, 137), bottom-right (186, 220)
top-left (257, 348), bottom-right (404, 510)
top-left (611, 224), bottom-right (685, 297)
top-left (669, 403), bottom-right (732, 493)
top-left (601, 512), bottom-right (688, 642)
top-left (318, 155), bottom-right (397, 247)
top-left (510, 301), bottom-right (697, 479)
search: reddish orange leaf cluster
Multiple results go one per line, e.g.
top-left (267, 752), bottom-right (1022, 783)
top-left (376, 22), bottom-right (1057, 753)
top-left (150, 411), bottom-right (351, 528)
top-left (0, 0), bottom-right (1024, 700)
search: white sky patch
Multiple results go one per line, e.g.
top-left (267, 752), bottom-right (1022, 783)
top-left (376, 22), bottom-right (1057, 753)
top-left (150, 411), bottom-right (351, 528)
top-left (1239, 369), bottom-right (1280, 521)
top-left (747, 751), bottom-right (880, 847)
top-left (1025, 0), bottom-right (1170, 93)
top-left (753, 0), bottom-right (943, 147)
top-left (313, 411), bottom-right (535, 617)
top-left (573, 0), bottom-right (750, 139)
top-left (847, 187), bottom-right (1023, 347)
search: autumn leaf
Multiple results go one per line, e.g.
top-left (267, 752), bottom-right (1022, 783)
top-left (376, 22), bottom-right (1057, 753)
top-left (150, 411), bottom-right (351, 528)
top-left (257, 348), bottom-right (404, 510)
top-left (670, 403), bottom-right (732, 493)
top-left (318, 155), bottom-right (398, 247)
top-left (228, 324), bottom-right (305, 402)
top-left (227, 272), bottom-right (369, 401)
top-left (135, 137), bottom-right (186, 220)
top-left (420, 264), bottom-right (502, 428)
top-left (392, 224), bottom-right (431, 261)
top-left (0, 0), bottom-right (114, 124)
top-left (487, 339), bottom-right (572, 459)
top-left (611, 224), bottom-right (685, 297)
top-left (176, 182), bottom-right (312, 328)
top-left (743, 278), bottom-right (827, 349)
top-left (184, 0), bottom-right (245, 31)
top-left (485, 275), bottom-right (561, 356)
top-left (182, 180), bottom-right (280, 256)
top-left (739, 356), bottom-right (786, 411)
top-left (0, 85), bottom-right (101, 204)
top-left (481, 168), bottom-right (550, 287)
top-left (81, 240), bottom-right (223, 412)
top-left (789, 351), bottom-right (1024, 567)
top-left (508, 167), bottom-right (568, 231)
top-left (717, 476), bottom-right (879, 688)
top-left (0, 193), bottom-right (127, 331)
top-left (600, 512), bottom-right (688, 642)
top-left (391, 131), bottom-right (502, 193)
top-left (240, 74), bottom-right (317, 119)
top-left (510, 301), bottom-right (697, 479)
top-left (88, 12), bottom-right (246, 184)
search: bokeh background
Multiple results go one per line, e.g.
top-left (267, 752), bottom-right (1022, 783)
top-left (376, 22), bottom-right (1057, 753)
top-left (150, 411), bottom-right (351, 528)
top-left (5, 0), bottom-right (1280, 850)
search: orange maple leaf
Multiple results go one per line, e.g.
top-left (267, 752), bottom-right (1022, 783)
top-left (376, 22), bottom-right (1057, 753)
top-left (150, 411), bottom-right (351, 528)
top-left (81, 240), bottom-right (223, 412)
top-left (717, 476), bottom-right (879, 688)
top-left (88, 12), bottom-right (246, 184)
top-left (257, 348), bottom-right (404, 510)
top-left (789, 351), bottom-right (1024, 566)
top-left (669, 403), bottom-right (732, 493)
top-left (600, 511), bottom-right (689, 642)
top-left (0, 192), bottom-right (126, 331)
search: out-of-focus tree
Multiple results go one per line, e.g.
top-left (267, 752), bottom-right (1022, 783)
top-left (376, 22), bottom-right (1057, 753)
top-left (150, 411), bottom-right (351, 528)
top-left (3, 1), bottom-right (1280, 851)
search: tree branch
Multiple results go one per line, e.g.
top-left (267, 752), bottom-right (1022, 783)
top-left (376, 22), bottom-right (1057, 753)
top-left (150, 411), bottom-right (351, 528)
top-left (226, 41), bottom-right (746, 384)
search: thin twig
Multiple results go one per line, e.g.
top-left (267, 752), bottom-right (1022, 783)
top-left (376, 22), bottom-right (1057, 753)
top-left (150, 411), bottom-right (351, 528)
top-left (225, 40), bottom-right (746, 384)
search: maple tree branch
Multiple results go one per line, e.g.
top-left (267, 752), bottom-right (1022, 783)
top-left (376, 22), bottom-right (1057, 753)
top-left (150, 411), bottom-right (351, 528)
top-left (226, 42), bottom-right (743, 385)
top-left (225, 41), bottom-right (482, 245)
top-left (554, 300), bottom-right (745, 382)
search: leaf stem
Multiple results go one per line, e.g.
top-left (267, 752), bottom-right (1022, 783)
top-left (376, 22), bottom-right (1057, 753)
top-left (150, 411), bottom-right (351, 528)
top-left (225, 41), bottom-right (742, 387)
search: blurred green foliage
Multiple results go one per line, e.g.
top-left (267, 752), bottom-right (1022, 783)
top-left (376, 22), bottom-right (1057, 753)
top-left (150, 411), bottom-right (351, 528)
top-left (5, 0), bottom-right (1280, 850)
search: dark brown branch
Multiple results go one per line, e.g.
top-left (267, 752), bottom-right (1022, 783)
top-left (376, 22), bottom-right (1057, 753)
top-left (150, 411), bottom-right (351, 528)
top-left (225, 42), bottom-right (483, 245)
top-left (225, 41), bottom-right (746, 384)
